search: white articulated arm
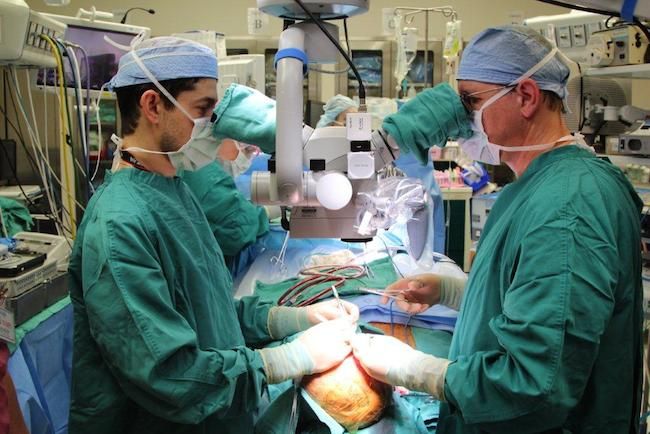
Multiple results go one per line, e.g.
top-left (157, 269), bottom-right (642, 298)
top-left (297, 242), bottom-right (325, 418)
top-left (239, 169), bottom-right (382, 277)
top-left (275, 26), bottom-right (307, 204)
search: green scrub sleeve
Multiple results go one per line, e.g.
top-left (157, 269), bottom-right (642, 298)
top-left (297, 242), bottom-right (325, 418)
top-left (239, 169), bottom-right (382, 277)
top-left (233, 296), bottom-right (275, 347)
top-left (444, 196), bottom-right (617, 431)
top-left (182, 163), bottom-right (269, 256)
top-left (213, 83), bottom-right (277, 154)
top-left (382, 83), bottom-right (473, 164)
top-left (83, 214), bottom-right (269, 425)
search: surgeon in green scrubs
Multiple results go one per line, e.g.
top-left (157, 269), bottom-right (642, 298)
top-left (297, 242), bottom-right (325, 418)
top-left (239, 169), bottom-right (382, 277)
top-left (68, 36), bottom-right (359, 434)
top-left (180, 153), bottom-right (269, 272)
top-left (352, 25), bottom-right (642, 434)
top-left (182, 88), bottom-right (278, 277)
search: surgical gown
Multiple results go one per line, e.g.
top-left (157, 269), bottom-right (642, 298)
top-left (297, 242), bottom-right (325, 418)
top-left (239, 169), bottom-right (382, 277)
top-left (68, 169), bottom-right (274, 434)
top-left (180, 162), bottom-right (269, 267)
top-left (438, 146), bottom-right (643, 433)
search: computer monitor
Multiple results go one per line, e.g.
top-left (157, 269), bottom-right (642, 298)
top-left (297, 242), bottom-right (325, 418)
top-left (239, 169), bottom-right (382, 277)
top-left (217, 54), bottom-right (265, 99)
top-left (33, 15), bottom-right (150, 96)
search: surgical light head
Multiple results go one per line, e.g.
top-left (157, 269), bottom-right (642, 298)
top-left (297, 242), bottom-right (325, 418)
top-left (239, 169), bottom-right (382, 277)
top-left (108, 36), bottom-right (218, 90)
top-left (458, 25), bottom-right (570, 101)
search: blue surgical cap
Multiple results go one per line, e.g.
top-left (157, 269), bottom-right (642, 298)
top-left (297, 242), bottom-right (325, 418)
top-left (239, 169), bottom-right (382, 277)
top-left (458, 25), bottom-right (569, 100)
top-left (316, 94), bottom-right (359, 128)
top-left (108, 36), bottom-right (218, 90)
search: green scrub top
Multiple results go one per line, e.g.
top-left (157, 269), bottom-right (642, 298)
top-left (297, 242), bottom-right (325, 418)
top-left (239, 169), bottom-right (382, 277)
top-left (438, 146), bottom-right (643, 434)
top-left (68, 169), bottom-right (274, 434)
top-left (180, 162), bottom-right (269, 262)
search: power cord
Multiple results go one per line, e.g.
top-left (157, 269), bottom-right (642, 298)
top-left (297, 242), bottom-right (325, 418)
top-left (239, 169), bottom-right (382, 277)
top-left (293, 0), bottom-right (366, 103)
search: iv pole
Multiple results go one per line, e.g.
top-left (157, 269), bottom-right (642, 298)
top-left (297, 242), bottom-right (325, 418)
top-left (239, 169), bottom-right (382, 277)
top-left (392, 6), bottom-right (458, 88)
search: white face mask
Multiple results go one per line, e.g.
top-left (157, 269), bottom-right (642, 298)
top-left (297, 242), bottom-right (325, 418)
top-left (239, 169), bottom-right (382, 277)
top-left (166, 116), bottom-right (218, 171)
top-left (111, 38), bottom-right (219, 173)
top-left (458, 47), bottom-right (592, 165)
top-left (219, 141), bottom-right (257, 178)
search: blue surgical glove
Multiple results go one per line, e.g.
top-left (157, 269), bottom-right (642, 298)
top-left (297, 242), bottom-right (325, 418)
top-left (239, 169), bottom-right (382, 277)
top-left (259, 319), bottom-right (355, 384)
top-left (212, 83), bottom-right (277, 153)
top-left (352, 334), bottom-right (450, 400)
top-left (382, 83), bottom-right (473, 164)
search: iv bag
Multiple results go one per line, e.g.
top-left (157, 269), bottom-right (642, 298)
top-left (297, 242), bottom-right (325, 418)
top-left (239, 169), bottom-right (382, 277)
top-left (394, 13), bottom-right (418, 91)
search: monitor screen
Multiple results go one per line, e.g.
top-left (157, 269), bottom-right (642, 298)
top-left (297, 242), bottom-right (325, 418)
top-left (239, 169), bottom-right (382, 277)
top-left (36, 25), bottom-right (138, 90)
top-left (217, 54), bottom-right (265, 98)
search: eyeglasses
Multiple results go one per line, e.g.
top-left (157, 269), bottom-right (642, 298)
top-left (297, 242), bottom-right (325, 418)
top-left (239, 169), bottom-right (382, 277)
top-left (459, 85), bottom-right (516, 114)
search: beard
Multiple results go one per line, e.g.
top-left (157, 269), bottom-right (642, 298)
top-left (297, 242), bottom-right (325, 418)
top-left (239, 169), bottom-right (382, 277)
top-left (159, 132), bottom-right (180, 153)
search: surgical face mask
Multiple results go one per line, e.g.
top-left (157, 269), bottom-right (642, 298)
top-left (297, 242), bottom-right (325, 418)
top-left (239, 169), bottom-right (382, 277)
top-left (219, 141), bottom-right (257, 177)
top-left (458, 47), bottom-right (588, 165)
top-left (111, 37), bottom-right (219, 173)
top-left (167, 116), bottom-right (218, 171)
top-left (115, 111), bottom-right (218, 173)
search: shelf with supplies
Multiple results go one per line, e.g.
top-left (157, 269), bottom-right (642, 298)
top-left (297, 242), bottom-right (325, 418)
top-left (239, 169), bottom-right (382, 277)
top-left (584, 63), bottom-right (650, 79)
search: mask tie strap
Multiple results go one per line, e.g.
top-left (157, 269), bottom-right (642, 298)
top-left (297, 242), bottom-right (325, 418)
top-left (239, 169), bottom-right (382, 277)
top-left (479, 47), bottom-right (560, 112)
top-left (105, 32), bottom-right (195, 120)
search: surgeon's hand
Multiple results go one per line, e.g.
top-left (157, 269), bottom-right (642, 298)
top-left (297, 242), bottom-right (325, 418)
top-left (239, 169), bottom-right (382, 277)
top-left (303, 299), bottom-right (360, 324)
top-left (351, 334), bottom-right (412, 382)
top-left (382, 274), bottom-right (442, 314)
top-left (352, 334), bottom-right (450, 400)
top-left (258, 318), bottom-right (355, 384)
top-left (383, 273), bottom-right (467, 313)
top-left (267, 299), bottom-right (359, 340)
top-left (299, 318), bottom-right (355, 373)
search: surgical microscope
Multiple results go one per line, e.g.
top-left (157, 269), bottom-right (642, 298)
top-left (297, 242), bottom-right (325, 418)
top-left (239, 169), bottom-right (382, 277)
top-left (251, 0), bottom-right (417, 242)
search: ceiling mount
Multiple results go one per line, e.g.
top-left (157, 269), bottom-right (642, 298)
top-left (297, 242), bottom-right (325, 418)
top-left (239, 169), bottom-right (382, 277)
top-left (257, 0), bottom-right (369, 21)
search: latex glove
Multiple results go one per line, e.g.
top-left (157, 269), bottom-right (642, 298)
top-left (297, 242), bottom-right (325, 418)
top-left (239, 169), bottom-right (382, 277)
top-left (258, 319), bottom-right (355, 384)
top-left (213, 84), bottom-right (276, 153)
top-left (267, 299), bottom-right (360, 340)
top-left (267, 306), bottom-right (311, 340)
top-left (382, 273), bottom-right (466, 313)
top-left (382, 83), bottom-right (473, 164)
top-left (303, 298), bottom-right (360, 324)
top-left (351, 334), bottom-right (450, 400)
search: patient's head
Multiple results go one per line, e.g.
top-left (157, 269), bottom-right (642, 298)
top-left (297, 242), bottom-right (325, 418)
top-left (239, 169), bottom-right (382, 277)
top-left (302, 354), bottom-right (392, 431)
